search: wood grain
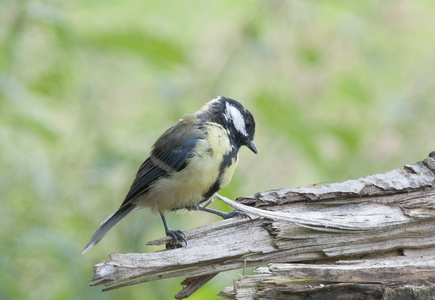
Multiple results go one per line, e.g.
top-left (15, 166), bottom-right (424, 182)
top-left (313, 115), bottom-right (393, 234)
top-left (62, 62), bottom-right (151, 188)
top-left (89, 152), bottom-right (435, 299)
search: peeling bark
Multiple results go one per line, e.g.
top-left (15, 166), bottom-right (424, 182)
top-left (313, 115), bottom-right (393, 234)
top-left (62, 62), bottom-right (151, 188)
top-left (89, 152), bottom-right (435, 299)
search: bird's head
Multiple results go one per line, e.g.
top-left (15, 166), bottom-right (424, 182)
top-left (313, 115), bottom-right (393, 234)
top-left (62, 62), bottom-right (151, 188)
top-left (198, 96), bottom-right (258, 154)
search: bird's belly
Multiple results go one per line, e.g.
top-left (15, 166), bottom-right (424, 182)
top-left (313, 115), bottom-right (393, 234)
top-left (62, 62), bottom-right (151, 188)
top-left (140, 131), bottom-right (235, 212)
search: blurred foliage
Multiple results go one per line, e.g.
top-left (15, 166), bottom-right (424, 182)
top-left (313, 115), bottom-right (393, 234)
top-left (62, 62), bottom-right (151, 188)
top-left (1, 0), bottom-right (435, 299)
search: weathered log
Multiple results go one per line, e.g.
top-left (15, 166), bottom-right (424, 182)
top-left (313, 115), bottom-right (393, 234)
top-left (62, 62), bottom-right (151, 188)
top-left (89, 151), bottom-right (435, 299)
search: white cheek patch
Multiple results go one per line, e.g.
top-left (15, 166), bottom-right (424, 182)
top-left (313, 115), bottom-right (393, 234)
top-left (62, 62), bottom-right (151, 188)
top-left (225, 102), bottom-right (247, 136)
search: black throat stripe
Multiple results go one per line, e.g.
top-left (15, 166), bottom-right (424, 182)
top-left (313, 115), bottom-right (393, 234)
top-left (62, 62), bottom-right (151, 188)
top-left (201, 146), bottom-right (238, 202)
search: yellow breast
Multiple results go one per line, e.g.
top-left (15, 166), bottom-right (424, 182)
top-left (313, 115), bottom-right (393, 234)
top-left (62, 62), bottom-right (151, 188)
top-left (140, 122), bottom-right (238, 212)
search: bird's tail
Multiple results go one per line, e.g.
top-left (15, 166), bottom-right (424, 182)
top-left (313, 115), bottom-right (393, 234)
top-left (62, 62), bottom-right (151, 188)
top-left (82, 204), bottom-right (136, 254)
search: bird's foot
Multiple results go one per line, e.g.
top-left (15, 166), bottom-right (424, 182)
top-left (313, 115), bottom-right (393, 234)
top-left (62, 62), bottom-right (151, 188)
top-left (221, 209), bottom-right (252, 220)
top-left (165, 229), bottom-right (187, 249)
top-left (197, 205), bottom-right (252, 221)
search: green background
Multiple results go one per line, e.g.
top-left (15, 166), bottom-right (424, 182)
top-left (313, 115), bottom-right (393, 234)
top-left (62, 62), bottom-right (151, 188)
top-left (1, 0), bottom-right (435, 299)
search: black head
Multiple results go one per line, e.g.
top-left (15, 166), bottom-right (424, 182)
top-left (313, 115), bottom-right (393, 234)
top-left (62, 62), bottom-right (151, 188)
top-left (197, 96), bottom-right (258, 154)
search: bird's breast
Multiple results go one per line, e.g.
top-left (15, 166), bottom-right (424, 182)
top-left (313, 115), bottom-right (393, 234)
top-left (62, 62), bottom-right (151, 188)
top-left (141, 123), bottom-right (237, 212)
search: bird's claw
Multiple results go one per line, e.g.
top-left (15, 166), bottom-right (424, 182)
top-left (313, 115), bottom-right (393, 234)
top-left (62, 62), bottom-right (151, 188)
top-left (165, 229), bottom-right (187, 249)
top-left (222, 209), bottom-right (252, 220)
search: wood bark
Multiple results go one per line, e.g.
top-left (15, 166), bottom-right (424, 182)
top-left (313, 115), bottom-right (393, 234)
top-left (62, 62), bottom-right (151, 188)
top-left (89, 151), bottom-right (435, 299)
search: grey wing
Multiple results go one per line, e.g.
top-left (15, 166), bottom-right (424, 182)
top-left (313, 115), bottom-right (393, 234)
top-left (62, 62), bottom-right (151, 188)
top-left (120, 120), bottom-right (204, 207)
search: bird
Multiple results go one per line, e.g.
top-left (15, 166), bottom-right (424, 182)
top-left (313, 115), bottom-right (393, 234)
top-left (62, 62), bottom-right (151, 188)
top-left (82, 96), bottom-right (257, 253)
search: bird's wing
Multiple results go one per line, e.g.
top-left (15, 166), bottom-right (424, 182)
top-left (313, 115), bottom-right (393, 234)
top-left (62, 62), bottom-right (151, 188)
top-left (120, 116), bottom-right (204, 207)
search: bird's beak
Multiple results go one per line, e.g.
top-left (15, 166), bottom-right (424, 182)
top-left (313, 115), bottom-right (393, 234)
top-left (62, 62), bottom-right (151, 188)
top-left (246, 139), bottom-right (258, 154)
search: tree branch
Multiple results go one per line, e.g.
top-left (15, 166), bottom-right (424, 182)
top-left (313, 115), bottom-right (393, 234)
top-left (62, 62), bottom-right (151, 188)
top-left (89, 151), bottom-right (435, 299)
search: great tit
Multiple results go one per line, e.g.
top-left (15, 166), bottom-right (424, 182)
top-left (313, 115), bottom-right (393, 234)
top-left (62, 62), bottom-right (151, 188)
top-left (83, 96), bottom-right (257, 253)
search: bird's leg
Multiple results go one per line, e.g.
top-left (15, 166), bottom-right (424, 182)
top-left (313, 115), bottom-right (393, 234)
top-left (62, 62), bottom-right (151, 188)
top-left (198, 206), bottom-right (251, 219)
top-left (197, 195), bottom-right (252, 220)
top-left (160, 213), bottom-right (186, 249)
